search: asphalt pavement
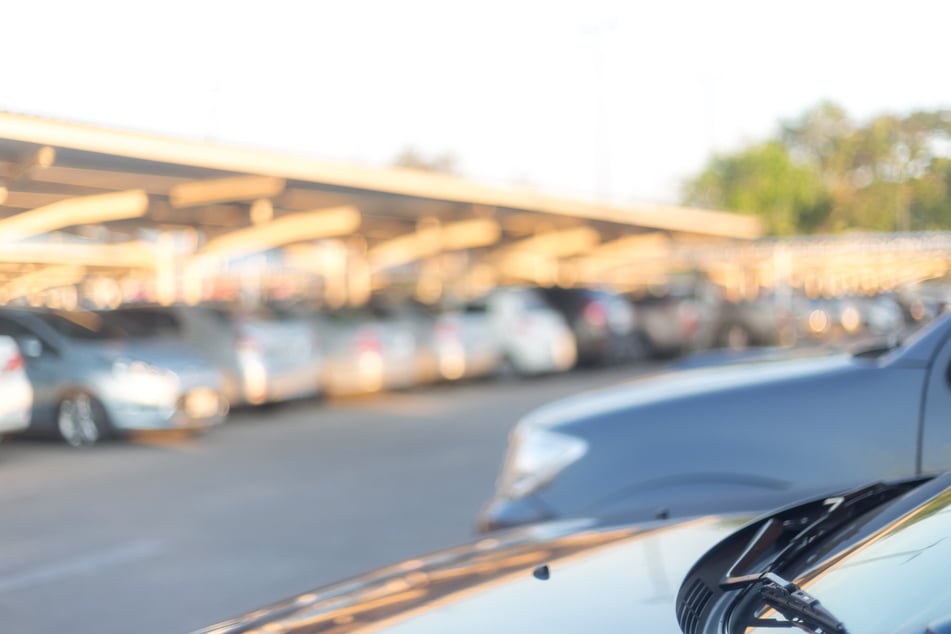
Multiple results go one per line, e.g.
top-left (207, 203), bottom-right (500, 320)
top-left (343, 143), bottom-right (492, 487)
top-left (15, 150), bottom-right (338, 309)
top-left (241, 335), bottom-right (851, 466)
top-left (0, 364), bottom-right (658, 634)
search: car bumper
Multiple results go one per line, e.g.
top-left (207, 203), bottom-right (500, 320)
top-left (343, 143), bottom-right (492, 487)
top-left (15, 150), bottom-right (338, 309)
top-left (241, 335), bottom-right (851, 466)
top-left (239, 359), bottom-right (322, 405)
top-left (103, 388), bottom-right (228, 431)
top-left (476, 495), bottom-right (557, 533)
top-left (325, 353), bottom-right (386, 396)
top-left (266, 368), bottom-right (323, 403)
top-left (508, 335), bottom-right (576, 375)
top-left (0, 379), bottom-right (32, 434)
top-left (0, 408), bottom-right (31, 434)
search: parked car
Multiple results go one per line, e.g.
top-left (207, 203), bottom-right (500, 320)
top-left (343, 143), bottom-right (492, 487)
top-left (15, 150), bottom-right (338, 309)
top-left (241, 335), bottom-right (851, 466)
top-left (97, 305), bottom-right (246, 405)
top-left (484, 287), bottom-right (577, 375)
top-left (194, 473), bottom-right (940, 634)
top-left (630, 281), bottom-right (721, 357)
top-left (432, 300), bottom-right (503, 381)
top-left (897, 282), bottom-right (951, 328)
top-left (537, 286), bottom-right (639, 365)
top-left (477, 311), bottom-right (951, 532)
top-left (677, 471), bottom-right (951, 634)
top-left (192, 500), bottom-right (766, 633)
top-left (320, 300), bottom-right (438, 396)
top-left (791, 294), bottom-right (899, 344)
top-left (854, 293), bottom-right (905, 335)
top-left (207, 304), bottom-right (324, 406)
top-left (0, 335), bottom-right (32, 439)
top-left (0, 308), bottom-right (228, 446)
top-left (714, 293), bottom-right (796, 350)
top-left (792, 295), bottom-right (831, 340)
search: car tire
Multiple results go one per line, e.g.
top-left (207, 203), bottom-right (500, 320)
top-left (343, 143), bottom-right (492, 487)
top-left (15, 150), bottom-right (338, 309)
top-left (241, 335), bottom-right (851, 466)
top-left (723, 324), bottom-right (753, 350)
top-left (629, 333), bottom-right (652, 361)
top-left (57, 392), bottom-right (110, 447)
top-left (495, 354), bottom-right (520, 381)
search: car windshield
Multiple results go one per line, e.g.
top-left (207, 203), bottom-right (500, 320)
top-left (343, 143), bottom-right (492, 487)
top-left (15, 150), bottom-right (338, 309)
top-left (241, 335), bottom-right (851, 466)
top-left (744, 489), bottom-right (951, 633)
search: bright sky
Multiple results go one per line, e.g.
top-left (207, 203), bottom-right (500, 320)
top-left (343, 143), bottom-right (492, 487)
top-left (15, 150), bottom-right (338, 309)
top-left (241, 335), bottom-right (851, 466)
top-left (3, 0), bottom-right (950, 205)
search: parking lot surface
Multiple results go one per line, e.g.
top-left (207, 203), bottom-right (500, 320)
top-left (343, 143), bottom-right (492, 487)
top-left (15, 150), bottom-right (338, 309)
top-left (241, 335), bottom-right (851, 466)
top-left (0, 365), bottom-right (656, 634)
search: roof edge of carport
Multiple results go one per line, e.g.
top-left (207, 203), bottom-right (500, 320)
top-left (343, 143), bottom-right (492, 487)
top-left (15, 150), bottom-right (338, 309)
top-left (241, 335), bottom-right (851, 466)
top-left (0, 111), bottom-right (763, 240)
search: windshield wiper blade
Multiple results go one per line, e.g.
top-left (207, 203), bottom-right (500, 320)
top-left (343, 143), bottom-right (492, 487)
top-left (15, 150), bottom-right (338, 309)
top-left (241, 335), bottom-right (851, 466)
top-left (721, 479), bottom-right (927, 589)
top-left (751, 572), bottom-right (848, 634)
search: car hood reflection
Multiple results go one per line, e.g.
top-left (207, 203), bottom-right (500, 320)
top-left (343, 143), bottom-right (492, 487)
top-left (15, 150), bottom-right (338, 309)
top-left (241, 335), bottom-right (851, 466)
top-left (194, 516), bottom-right (747, 634)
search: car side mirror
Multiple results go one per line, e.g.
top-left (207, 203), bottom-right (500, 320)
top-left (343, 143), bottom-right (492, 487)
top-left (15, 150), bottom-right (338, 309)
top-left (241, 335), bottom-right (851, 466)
top-left (20, 336), bottom-right (42, 359)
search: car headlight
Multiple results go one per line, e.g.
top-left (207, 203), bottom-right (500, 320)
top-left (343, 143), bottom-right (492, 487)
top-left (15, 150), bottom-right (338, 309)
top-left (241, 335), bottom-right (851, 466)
top-left (113, 359), bottom-right (166, 378)
top-left (840, 306), bottom-right (862, 333)
top-left (113, 359), bottom-right (179, 388)
top-left (496, 427), bottom-right (588, 499)
top-left (111, 358), bottom-right (179, 407)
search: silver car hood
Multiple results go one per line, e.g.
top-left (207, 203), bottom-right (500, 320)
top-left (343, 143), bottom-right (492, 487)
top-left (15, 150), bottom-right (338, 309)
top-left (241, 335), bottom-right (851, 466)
top-left (195, 515), bottom-right (748, 634)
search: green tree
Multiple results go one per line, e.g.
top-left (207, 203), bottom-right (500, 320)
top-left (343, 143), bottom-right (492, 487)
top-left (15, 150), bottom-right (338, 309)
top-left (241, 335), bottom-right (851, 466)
top-left (682, 141), bottom-right (828, 235)
top-left (684, 103), bottom-right (951, 234)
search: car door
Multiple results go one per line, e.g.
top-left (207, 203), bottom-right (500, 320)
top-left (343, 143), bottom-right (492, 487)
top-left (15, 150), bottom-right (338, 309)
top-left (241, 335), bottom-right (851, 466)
top-left (0, 316), bottom-right (63, 427)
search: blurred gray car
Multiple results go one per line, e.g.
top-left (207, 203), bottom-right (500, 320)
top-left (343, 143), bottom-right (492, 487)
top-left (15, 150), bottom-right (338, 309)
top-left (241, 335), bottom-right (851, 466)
top-left (630, 282), bottom-right (722, 357)
top-left (432, 300), bottom-right (503, 381)
top-left (98, 305), bottom-right (245, 406)
top-left (0, 308), bottom-right (228, 446)
top-left (102, 304), bottom-right (324, 407)
top-left (538, 287), bottom-right (640, 365)
top-left (714, 293), bottom-right (797, 350)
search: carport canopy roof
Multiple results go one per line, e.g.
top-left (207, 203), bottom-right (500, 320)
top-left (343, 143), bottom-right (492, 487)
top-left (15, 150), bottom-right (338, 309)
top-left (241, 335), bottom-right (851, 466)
top-left (0, 112), bottom-right (762, 267)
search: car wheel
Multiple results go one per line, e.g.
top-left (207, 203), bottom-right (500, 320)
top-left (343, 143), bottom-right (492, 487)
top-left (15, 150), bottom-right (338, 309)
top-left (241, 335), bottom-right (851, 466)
top-left (724, 324), bottom-right (752, 350)
top-left (57, 392), bottom-right (109, 447)
top-left (628, 333), bottom-right (652, 361)
top-left (495, 354), bottom-right (519, 381)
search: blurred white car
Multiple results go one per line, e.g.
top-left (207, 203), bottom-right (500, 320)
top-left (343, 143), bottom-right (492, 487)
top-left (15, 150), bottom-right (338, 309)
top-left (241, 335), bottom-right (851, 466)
top-left (205, 305), bottom-right (324, 406)
top-left (484, 287), bottom-right (576, 375)
top-left (0, 335), bottom-right (32, 437)
top-left (320, 302), bottom-right (438, 396)
top-left (432, 300), bottom-right (503, 381)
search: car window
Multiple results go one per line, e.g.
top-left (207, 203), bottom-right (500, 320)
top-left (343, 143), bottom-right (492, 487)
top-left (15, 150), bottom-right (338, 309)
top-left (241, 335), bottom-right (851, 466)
top-left (0, 315), bottom-right (57, 356)
top-left (34, 312), bottom-right (124, 341)
top-left (325, 306), bottom-right (392, 322)
top-left (0, 316), bottom-right (36, 339)
top-left (101, 310), bottom-right (183, 337)
top-left (464, 302), bottom-right (488, 314)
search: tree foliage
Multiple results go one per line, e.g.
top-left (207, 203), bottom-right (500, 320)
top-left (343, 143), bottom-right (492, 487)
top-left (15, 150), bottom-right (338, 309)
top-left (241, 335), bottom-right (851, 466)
top-left (682, 102), bottom-right (951, 234)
